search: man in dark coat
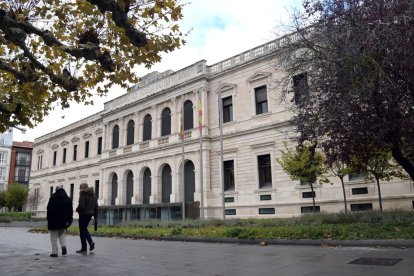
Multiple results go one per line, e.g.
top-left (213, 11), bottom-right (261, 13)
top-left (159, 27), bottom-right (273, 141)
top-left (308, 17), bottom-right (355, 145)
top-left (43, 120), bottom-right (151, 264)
top-left (76, 182), bottom-right (98, 253)
top-left (46, 186), bottom-right (73, 257)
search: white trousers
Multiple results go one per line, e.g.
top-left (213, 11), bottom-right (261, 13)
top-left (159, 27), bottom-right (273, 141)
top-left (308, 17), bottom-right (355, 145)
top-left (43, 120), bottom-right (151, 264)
top-left (49, 229), bottom-right (66, 254)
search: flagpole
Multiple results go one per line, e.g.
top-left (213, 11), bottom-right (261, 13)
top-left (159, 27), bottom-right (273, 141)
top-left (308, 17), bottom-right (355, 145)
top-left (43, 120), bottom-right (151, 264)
top-left (217, 82), bottom-right (225, 220)
top-left (181, 96), bottom-right (186, 220)
top-left (198, 90), bottom-right (204, 220)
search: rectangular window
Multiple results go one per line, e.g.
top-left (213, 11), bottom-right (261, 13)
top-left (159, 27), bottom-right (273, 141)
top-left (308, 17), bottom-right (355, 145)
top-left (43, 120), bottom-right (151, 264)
top-left (255, 85), bottom-right (268, 114)
top-left (224, 197), bottom-right (234, 203)
top-left (301, 206), bottom-right (321, 213)
top-left (85, 141), bottom-right (89, 158)
top-left (258, 154), bottom-right (272, 188)
top-left (302, 191), bottom-right (316, 198)
top-left (293, 73), bottom-right (309, 106)
top-left (259, 208), bottom-right (275, 215)
top-left (0, 151), bottom-right (7, 163)
top-left (53, 151), bottom-right (57, 166)
top-left (73, 145), bottom-right (77, 161)
top-left (223, 160), bottom-right (235, 191)
top-left (15, 167), bottom-right (29, 182)
top-left (349, 173), bottom-right (366, 181)
top-left (351, 203), bottom-right (373, 211)
top-left (16, 152), bottom-right (30, 166)
top-left (62, 148), bottom-right (67, 164)
top-left (70, 183), bottom-right (74, 199)
top-left (37, 155), bottom-right (43, 170)
top-left (352, 187), bottom-right (368, 195)
top-left (95, 180), bottom-right (99, 198)
top-left (222, 96), bottom-right (233, 123)
top-left (34, 188), bottom-right (39, 205)
top-left (260, 194), bottom-right (272, 201)
top-left (225, 209), bottom-right (236, 215)
top-left (97, 137), bottom-right (102, 155)
top-left (50, 186), bottom-right (53, 197)
top-left (0, 167), bottom-right (6, 181)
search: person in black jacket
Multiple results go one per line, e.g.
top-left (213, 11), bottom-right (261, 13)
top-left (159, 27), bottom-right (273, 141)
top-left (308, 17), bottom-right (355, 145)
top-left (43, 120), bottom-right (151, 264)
top-left (75, 182), bottom-right (98, 253)
top-left (46, 186), bottom-right (73, 257)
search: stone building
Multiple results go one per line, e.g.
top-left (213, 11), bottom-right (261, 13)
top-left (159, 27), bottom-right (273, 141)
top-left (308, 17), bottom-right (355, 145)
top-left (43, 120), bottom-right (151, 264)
top-left (29, 37), bottom-right (414, 223)
top-left (0, 130), bottom-right (13, 192)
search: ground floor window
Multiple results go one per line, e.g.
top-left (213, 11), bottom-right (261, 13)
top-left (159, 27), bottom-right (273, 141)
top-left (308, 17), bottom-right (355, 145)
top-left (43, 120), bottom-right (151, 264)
top-left (350, 203), bottom-right (373, 211)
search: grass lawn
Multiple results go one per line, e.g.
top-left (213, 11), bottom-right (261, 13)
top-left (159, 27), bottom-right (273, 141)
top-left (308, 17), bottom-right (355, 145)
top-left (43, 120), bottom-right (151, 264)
top-left (29, 210), bottom-right (414, 240)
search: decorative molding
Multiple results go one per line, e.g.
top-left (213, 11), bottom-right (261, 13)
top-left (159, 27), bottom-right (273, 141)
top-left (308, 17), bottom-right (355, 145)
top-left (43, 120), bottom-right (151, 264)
top-left (220, 83), bottom-right (236, 92)
top-left (60, 140), bottom-right (69, 146)
top-left (79, 174), bottom-right (88, 179)
top-left (71, 136), bottom-right (80, 143)
top-left (48, 180), bottom-right (55, 184)
top-left (57, 178), bottom-right (65, 182)
top-left (222, 148), bottom-right (238, 155)
top-left (82, 133), bottom-right (92, 139)
top-left (68, 176), bottom-right (76, 180)
top-left (95, 127), bottom-right (103, 135)
top-left (246, 71), bottom-right (271, 83)
top-left (92, 172), bottom-right (100, 177)
top-left (51, 144), bottom-right (59, 149)
top-left (250, 141), bottom-right (275, 150)
top-left (36, 149), bottom-right (44, 154)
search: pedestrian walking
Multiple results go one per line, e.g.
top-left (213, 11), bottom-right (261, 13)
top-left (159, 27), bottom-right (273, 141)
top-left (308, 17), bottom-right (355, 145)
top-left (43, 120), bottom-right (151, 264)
top-left (46, 185), bottom-right (73, 257)
top-left (75, 182), bottom-right (98, 253)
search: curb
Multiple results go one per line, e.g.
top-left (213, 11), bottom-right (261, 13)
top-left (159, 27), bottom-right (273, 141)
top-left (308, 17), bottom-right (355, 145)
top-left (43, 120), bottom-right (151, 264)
top-left (92, 233), bottom-right (414, 248)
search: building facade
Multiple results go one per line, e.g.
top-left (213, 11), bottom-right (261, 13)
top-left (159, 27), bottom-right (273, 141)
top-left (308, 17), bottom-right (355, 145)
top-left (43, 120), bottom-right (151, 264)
top-left (29, 38), bottom-right (414, 222)
top-left (9, 141), bottom-right (33, 186)
top-left (0, 130), bottom-right (13, 192)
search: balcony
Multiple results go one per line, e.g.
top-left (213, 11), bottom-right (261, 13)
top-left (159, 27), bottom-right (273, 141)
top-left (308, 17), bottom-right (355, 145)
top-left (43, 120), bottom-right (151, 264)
top-left (14, 177), bottom-right (29, 184)
top-left (16, 160), bottom-right (31, 166)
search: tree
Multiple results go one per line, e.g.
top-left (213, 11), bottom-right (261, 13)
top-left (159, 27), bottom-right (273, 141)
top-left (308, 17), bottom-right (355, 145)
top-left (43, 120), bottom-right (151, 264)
top-left (4, 183), bottom-right (29, 211)
top-left (278, 142), bottom-right (328, 213)
top-left (0, 190), bottom-right (5, 208)
top-left (275, 0), bottom-right (414, 181)
top-left (0, 0), bottom-right (186, 132)
top-left (352, 150), bottom-right (406, 211)
top-left (327, 159), bottom-right (355, 213)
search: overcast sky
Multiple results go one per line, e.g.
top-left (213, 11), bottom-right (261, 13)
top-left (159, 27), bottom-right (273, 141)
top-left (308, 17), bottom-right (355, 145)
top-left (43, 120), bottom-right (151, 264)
top-left (13, 0), bottom-right (302, 142)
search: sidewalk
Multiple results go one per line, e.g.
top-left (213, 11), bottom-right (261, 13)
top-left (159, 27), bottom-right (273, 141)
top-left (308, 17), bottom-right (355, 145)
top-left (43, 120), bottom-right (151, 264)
top-left (1, 227), bottom-right (414, 276)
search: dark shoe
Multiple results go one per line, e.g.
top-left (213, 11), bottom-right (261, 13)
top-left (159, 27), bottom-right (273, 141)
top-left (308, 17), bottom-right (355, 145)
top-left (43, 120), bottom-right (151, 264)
top-left (62, 246), bottom-right (67, 255)
top-left (50, 254), bottom-right (58, 257)
top-left (89, 242), bottom-right (95, 251)
top-left (76, 249), bottom-right (87, 254)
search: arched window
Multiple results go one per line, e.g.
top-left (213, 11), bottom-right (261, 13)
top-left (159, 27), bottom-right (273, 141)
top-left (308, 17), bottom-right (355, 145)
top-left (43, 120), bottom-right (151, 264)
top-left (126, 171), bottom-right (134, 205)
top-left (184, 161), bottom-right (195, 203)
top-left (111, 174), bottom-right (118, 205)
top-left (143, 168), bottom-right (151, 204)
top-left (184, 100), bottom-right (193, 130)
top-left (161, 108), bottom-right (171, 136)
top-left (126, 120), bottom-right (135, 145)
top-left (112, 125), bottom-right (119, 149)
top-left (161, 165), bottom-right (172, 203)
top-left (143, 114), bottom-right (152, 141)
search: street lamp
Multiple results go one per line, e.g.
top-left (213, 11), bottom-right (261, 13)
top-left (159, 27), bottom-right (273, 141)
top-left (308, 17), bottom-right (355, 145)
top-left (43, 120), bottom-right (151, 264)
top-left (13, 126), bottom-right (27, 134)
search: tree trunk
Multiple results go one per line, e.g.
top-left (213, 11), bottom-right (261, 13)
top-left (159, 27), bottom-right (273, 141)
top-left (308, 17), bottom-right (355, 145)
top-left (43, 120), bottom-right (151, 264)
top-left (340, 177), bottom-right (348, 213)
top-left (310, 183), bottom-right (316, 213)
top-left (375, 176), bottom-right (383, 211)
top-left (391, 142), bottom-right (414, 182)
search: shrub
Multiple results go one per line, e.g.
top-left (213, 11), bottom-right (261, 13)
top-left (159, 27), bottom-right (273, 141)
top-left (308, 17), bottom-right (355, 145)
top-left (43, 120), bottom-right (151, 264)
top-left (0, 212), bottom-right (31, 221)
